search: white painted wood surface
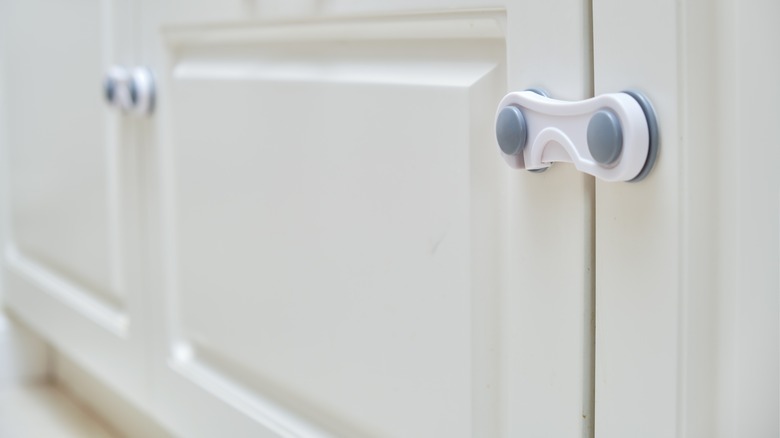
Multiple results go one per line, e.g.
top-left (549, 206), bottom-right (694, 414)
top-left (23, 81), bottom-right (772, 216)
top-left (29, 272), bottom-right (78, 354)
top-left (715, 0), bottom-right (780, 434)
top-left (593, 0), bottom-right (682, 435)
top-left (0, 0), bottom-right (149, 409)
top-left (0, 0), bottom-right (777, 436)
top-left (0, 384), bottom-right (118, 438)
top-left (502, 1), bottom-right (594, 437)
top-left (594, 0), bottom-right (779, 436)
top-left (53, 352), bottom-right (172, 438)
top-left (162, 20), bottom-right (504, 438)
top-left (0, 314), bottom-right (48, 388)
top-left (143, 1), bottom-right (594, 436)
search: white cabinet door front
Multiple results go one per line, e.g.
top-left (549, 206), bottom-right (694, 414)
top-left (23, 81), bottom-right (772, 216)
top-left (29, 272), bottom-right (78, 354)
top-left (147, 1), bottom-right (595, 437)
top-left (0, 0), bottom-right (148, 406)
top-left (594, 0), bottom-right (780, 436)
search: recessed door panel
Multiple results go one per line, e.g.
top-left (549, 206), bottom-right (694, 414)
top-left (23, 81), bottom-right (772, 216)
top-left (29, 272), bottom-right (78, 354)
top-left (148, 2), bottom-right (596, 435)
top-left (163, 29), bottom-right (505, 437)
top-left (3, 0), bottom-right (124, 308)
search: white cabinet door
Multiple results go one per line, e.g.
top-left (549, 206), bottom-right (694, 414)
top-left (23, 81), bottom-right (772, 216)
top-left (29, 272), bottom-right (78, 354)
top-left (0, 0), bottom-right (149, 406)
top-left (594, 0), bottom-right (780, 436)
top-left (144, 1), bottom-right (595, 437)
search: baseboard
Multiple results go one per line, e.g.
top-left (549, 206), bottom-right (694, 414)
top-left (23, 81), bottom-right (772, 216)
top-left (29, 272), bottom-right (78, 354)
top-left (52, 351), bottom-right (173, 438)
top-left (0, 310), bottom-right (49, 387)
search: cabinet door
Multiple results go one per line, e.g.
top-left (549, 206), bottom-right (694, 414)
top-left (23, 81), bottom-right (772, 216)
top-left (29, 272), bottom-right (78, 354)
top-left (0, 0), bottom-right (148, 405)
top-left (594, 0), bottom-right (780, 436)
top-left (145, 1), bottom-right (595, 437)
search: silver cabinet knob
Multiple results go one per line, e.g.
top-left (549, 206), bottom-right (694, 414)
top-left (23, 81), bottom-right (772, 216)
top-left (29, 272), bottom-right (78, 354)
top-left (103, 65), bottom-right (155, 116)
top-left (495, 90), bottom-right (658, 182)
top-left (104, 65), bottom-right (131, 110)
top-left (128, 67), bottom-right (155, 116)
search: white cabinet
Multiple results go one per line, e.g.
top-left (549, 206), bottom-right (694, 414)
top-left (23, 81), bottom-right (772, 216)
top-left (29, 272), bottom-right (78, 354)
top-left (0, 0), bottom-right (149, 407)
top-left (0, 0), bottom-right (777, 437)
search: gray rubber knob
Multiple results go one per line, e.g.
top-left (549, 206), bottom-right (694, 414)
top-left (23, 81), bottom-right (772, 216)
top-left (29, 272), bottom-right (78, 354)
top-left (496, 106), bottom-right (527, 156)
top-left (587, 109), bottom-right (623, 165)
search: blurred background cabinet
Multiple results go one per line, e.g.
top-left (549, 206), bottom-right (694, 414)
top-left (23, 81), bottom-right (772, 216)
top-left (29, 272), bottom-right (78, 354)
top-left (0, 0), bottom-right (150, 410)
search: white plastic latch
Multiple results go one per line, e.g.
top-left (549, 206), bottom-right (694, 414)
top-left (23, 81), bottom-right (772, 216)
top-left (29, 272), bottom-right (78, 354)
top-left (495, 90), bottom-right (658, 182)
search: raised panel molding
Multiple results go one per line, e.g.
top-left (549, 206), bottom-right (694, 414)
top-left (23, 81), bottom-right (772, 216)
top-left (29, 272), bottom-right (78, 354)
top-left (155, 14), bottom-right (508, 438)
top-left (5, 247), bottom-right (128, 336)
top-left (2, 0), bottom-right (127, 308)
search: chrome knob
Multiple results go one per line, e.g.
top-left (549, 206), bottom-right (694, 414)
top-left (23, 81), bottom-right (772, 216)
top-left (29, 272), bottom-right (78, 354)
top-left (103, 65), bottom-right (131, 110)
top-left (129, 67), bottom-right (155, 116)
top-left (103, 65), bottom-right (155, 116)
